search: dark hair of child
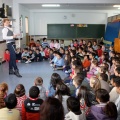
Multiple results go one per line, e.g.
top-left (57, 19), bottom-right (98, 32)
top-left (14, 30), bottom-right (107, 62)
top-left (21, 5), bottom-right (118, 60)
top-left (113, 76), bottom-right (120, 87)
top-left (67, 96), bottom-right (81, 113)
top-left (55, 82), bottom-right (71, 102)
top-left (73, 74), bottom-right (84, 86)
top-left (29, 86), bottom-right (40, 98)
top-left (40, 97), bottom-right (64, 120)
top-left (95, 89), bottom-right (117, 119)
top-left (78, 86), bottom-right (91, 107)
top-left (115, 67), bottom-right (120, 74)
top-left (50, 73), bottom-right (62, 90)
top-left (43, 37), bottom-right (46, 41)
top-left (14, 84), bottom-right (25, 97)
top-left (99, 73), bottom-right (108, 82)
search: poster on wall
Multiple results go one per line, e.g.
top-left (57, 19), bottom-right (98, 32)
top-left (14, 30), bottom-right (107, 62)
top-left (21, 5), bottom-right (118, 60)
top-left (77, 24), bottom-right (88, 27)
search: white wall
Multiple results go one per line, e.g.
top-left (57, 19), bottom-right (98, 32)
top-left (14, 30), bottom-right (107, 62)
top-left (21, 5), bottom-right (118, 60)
top-left (29, 9), bottom-right (120, 36)
top-left (19, 4), bottom-right (30, 46)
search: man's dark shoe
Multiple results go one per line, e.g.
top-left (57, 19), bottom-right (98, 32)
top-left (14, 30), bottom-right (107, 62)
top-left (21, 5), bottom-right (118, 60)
top-left (9, 69), bottom-right (14, 75)
top-left (14, 70), bottom-right (22, 77)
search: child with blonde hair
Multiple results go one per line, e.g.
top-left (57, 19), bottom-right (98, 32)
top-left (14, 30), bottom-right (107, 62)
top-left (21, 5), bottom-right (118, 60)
top-left (34, 77), bottom-right (46, 100)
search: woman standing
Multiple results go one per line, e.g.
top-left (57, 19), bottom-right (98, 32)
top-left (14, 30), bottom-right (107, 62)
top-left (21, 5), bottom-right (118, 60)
top-left (2, 18), bottom-right (22, 77)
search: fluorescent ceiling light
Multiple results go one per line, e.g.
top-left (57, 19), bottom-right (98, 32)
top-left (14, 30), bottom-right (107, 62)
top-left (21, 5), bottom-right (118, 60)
top-left (113, 5), bottom-right (120, 7)
top-left (42, 4), bottom-right (60, 7)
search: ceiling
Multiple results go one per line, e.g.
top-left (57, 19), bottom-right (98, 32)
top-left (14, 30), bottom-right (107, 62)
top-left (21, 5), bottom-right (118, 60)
top-left (21, 4), bottom-right (120, 10)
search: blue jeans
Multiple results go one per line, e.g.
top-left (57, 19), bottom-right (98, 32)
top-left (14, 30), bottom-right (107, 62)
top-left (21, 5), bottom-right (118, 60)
top-left (7, 42), bottom-right (18, 70)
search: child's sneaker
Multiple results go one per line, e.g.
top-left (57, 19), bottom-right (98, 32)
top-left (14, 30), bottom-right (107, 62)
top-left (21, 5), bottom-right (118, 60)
top-left (29, 60), bottom-right (31, 63)
top-left (50, 64), bottom-right (53, 66)
top-left (25, 61), bottom-right (29, 64)
top-left (65, 70), bottom-right (69, 74)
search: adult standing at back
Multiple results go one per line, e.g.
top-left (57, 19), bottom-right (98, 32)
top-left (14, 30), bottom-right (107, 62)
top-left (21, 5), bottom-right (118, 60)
top-left (2, 18), bottom-right (22, 77)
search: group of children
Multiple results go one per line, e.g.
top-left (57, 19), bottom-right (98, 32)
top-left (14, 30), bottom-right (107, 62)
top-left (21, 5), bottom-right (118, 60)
top-left (4, 38), bottom-right (65, 63)
top-left (1, 38), bottom-right (120, 120)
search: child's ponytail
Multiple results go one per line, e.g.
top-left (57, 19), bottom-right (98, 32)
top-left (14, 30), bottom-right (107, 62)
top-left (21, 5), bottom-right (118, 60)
top-left (104, 102), bottom-right (118, 119)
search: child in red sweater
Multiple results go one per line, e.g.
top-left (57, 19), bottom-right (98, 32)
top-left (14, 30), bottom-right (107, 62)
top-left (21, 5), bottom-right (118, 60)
top-left (4, 49), bottom-right (10, 62)
top-left (97, 45), bottom-right (103, 57)
top-left (14, 84), bottom-right (27, 117)
top-left (82, 55), bottom-right (91, 69)
top-left (22, 86), bottom-right (43, 120)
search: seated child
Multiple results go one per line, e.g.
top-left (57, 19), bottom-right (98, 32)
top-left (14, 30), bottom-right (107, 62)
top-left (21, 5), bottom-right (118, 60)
top-left (87, 60), bottom-right (99, 80)
top-left (42, 38), bottom-right (49, 48)
top-left (60, 40), bottom-right (65, 48)
top-left (35, 49), bottom-right (42, 62)
top-left (49, 49), bottom-right (54, 60)
top-left (29, 38), bottom-right (36, 48)
top-left (21, 48), bottom-right (30, 63)
top-left (73, 74), bottom-right (90, 97)
top-left (16, 48), bottom-right (22, 62)
top-left (78, 86), bottom-right (91, 115)
top-left (40, 97), bottom-right (64, 120)
top-left (44, 46), bottom-right (50, 60)
top-left (34, 77), bottom-right (46, 100)
top-left (92, 41), bottom-right (98, 50)
top-left (73, 39), bottom-right (79, 48)
top-left (109, 76), bottom-right (119, 102)
top-left (48, 73), bottom-right (62, 97)
top-left (40, 47), bottom-right (45, 60)
top-left (54, 39), bottom-right (60, 50)
top-left (97, 45), bottom-right (102, 57)
top-left (22, 86), bottom-right (43, 120)
top-left (82, 55), bottom-right (91, 70)
top-left (113, 77), bottom-right (120, 120)
top-left (65, 96), bottom-right (86, 120)
top-left (0, 82), bottom-right (8, 109)
top-left (14, 84), bottom-right (27, 116)
top-left (49, 39), bottom-right (54, 48)
top-left (4, 49), bottom-right (10, 62)
top-left (99, 73), bottom-right (110, 92)
top-left (29, 50), bottom-right (35, 62)
top-left (53, 52), bottom-right (65, 70)
top-left (79, 39), bottom-right (83, 47)
top-left (63, 54), bottom-right (71, 72)
top-left (87, 89), bottom-right (117, 120)
top-left (35, 40), bottom-right (40, 48)
top-left (0, 93), bottom-right (21, 120)
top-left (50, 51), bottom-right (58, 66)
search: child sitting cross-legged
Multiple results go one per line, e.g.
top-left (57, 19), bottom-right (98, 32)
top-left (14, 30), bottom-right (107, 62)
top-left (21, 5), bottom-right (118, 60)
top-left (21, 48), bottom-right (30, 63)
top-left (35, 49), bottom-right (42, 62)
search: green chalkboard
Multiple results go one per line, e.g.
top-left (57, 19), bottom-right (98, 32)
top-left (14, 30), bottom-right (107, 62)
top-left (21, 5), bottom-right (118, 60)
top-left (47, 24), bottom-right (105, 38)
top-left (47, 24), bottom-right (76, 38)
top-left (76, 24), bottom-right (105, 38)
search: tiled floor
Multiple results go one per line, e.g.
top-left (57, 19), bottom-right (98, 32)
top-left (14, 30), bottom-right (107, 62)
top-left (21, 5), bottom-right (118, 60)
top-left (0, 61), bottom-right (66, 95)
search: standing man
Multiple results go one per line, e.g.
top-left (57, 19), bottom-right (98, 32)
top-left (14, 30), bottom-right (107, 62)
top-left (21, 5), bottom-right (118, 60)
top-left (2, 18), bottom-right (22, 77)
